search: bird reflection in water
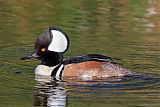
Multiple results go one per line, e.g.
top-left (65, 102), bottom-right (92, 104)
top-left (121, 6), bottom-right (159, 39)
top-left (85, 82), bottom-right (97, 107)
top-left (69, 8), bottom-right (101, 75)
top-left (34, 75), bottom-right (67, 107)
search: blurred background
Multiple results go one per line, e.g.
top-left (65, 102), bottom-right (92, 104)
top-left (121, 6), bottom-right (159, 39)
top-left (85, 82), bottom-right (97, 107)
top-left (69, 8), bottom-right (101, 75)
top-left (0, 0), bottom-right (160, 107)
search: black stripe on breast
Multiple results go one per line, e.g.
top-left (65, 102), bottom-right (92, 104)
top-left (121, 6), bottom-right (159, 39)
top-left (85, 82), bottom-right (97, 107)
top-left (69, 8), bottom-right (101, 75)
top-left (51, 64), bottom-right (64, 81)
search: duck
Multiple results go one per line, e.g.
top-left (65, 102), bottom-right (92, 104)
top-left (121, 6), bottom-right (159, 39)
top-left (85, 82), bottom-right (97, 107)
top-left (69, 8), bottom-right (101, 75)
top-left (21, 27), bottom-right (137, 81)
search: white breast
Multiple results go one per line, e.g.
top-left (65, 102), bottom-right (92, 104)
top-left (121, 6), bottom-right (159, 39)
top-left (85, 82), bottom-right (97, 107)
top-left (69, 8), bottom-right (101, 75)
top-left (35, 65), bottom-right (56, 76)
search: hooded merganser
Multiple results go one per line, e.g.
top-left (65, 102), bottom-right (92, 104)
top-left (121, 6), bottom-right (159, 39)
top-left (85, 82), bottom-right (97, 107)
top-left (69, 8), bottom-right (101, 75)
top-left (21, 27), bottom-right (135, 81)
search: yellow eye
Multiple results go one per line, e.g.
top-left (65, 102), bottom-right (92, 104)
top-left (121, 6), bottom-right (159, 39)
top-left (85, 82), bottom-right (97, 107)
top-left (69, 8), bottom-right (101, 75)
top-left (41, 48), bottom-right (46, 52)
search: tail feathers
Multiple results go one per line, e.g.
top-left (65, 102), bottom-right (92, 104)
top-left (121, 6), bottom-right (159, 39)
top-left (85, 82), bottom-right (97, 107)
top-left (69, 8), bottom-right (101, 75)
top-left (62, 54), bottom-right (121, 65)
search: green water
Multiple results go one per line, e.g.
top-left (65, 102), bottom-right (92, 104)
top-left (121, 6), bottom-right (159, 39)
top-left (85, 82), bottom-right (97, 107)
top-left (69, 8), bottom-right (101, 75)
top-left (0, 0), bottom-right (160, 107)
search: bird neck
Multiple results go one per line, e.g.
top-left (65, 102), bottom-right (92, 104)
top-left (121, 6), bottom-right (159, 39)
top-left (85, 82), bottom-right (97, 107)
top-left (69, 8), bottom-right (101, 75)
top-left (41, 52), bottom-right (63, 67)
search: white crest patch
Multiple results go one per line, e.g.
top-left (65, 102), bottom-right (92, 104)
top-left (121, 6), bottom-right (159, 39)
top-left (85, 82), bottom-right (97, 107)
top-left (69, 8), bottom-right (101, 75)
top-left (48, 30), bottom-right (68, 52)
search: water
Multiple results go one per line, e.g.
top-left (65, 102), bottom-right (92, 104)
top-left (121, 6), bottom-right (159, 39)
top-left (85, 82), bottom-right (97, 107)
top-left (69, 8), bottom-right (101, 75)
top-left (34, 75), bottom-right (159, 107)
top-left (0, 0), bottom-right (160, 107)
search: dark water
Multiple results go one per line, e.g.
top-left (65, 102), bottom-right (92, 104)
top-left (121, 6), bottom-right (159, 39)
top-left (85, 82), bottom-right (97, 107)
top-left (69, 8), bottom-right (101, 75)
top-left (0, 0), bottom-right (160, 107)
top-left (34, 75), bottom-right (159, 107)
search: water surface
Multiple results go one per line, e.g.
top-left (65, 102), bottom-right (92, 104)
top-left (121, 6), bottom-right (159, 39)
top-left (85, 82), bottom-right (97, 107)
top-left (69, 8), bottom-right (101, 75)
top-left (0, 0), bottom-right (160, 107)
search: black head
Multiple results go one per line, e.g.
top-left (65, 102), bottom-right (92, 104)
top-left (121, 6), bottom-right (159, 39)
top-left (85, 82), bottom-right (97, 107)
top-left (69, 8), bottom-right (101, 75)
top-left (21, 27), bottom-right (70, 66)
